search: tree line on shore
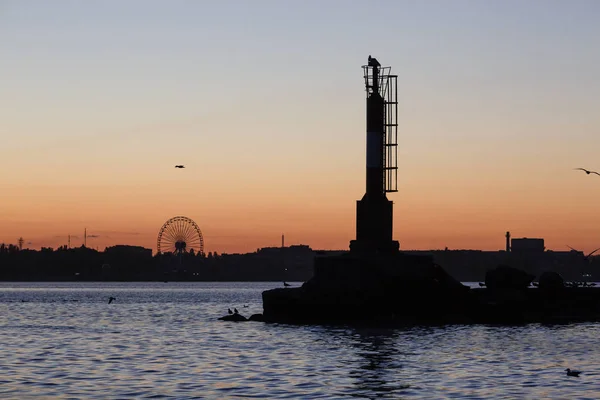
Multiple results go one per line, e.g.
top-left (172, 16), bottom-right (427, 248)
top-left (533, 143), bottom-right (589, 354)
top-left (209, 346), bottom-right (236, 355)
top-left (0, 243), bottom-right (314, 282)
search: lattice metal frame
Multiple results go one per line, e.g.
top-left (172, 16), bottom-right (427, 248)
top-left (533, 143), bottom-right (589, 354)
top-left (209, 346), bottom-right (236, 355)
top-left (363, 65), bottom-right (398, 193)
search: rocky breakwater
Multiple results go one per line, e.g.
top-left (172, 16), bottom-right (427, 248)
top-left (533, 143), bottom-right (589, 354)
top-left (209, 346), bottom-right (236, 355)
top-left (261, 251), bottom-right (472, 325)
top-left (262, 256), bottom-right (600, 326)
top-left (471, 266), bottom-right (600, 324)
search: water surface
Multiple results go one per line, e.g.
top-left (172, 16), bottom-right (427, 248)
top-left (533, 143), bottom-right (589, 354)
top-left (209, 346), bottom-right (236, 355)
top-left (1, 282), bottom-right (599, 399)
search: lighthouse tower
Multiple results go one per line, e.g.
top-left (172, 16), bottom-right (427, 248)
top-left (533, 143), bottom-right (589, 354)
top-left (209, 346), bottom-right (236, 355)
top-left (350, 55), bottom-right (400, 254)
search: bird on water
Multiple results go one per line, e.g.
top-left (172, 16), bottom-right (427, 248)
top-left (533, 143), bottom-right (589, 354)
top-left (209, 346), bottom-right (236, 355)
top-left (574, 168), bottom-right (600, 176)
top-left (108, 296), bottom-right (116, 304)
top-left (565, 368), bottom-right (582, 377)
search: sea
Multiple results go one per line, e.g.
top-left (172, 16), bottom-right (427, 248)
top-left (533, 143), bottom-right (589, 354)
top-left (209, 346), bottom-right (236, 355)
top-left (1, 281), bottom-right (599, 399)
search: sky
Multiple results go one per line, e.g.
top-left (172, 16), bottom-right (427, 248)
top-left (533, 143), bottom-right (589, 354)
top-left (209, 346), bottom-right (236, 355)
top-left (1, 0), bottom-right (600, 254)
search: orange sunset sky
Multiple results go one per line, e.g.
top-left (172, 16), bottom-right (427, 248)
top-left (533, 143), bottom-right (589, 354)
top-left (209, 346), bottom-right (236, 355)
top-left (1, 1), bottom-right (600, 254)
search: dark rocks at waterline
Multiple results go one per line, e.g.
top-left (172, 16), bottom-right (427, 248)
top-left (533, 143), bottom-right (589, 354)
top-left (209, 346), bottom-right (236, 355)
top-left (485, 265), bottom-right (535, 291)
top-left (473, 285), bottom-right (600, 324)
top-left (262, 286), bottom-right (473, 326)
top-left (262, 251), bottom-right (473, 325)
top-left (218, 313), bottom-right (247, 322)
top-left (218, 313), bottom-right (264, 322)
top-left (249, 313), bottom-right (264, 322)
top-left (262, 258), bottom-right (600, 326)
top-left (263, 283), bottom-right (600, 326)
top-left (538, 271), bottom-right (565, 291)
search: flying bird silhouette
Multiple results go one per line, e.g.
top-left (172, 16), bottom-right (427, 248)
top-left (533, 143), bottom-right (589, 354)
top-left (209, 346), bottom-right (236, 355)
top-left (175, 165), bottom-right (185, 169)
top-left (574, 168), bottom-right (600, 176)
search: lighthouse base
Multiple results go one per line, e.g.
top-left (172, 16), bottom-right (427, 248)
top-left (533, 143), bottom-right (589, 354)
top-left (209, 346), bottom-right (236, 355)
top-left (261, 251), bottom-right (469, 325)
top-left (354, 194), bottom-right (397, 253)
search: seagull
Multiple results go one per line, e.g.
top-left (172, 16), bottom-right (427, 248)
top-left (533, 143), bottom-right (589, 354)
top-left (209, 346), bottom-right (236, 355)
top-left (175, 165), bottom-right (185, 169)
top-left (234, 308), bottom-right (239, 314)
top-left (565, 368), bottom-right (582, 377)
top-left (108, 296), bottom-right (116, 304)
top-left (574, 168), bottom-right (600, 176)
top-left (228, 308), bottom-right (233, 314)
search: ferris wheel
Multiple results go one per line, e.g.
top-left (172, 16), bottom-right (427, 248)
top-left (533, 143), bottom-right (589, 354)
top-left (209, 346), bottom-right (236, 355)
top-left (157, 216), bottom-right (204, 255)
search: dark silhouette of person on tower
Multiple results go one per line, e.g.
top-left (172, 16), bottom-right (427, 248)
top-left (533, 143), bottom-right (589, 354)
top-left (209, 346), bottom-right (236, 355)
top-left (367, 55), bottom-right (380, 67)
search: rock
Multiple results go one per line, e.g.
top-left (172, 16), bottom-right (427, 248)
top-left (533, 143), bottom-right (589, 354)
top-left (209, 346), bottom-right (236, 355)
top-left (218, 313), bottom-right (247, 322)
top-left (538, 271), bottom-right (564, 290)
top-left (485, 265), bottom-right (534, 290)
top-left (248, 313), bottom-right (264, 322)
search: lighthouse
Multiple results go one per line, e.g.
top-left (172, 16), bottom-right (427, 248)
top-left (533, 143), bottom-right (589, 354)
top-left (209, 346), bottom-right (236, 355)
top-left (350, 55), bottom-right (400, 254)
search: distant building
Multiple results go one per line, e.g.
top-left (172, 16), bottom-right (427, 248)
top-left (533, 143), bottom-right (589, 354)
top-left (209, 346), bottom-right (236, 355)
top-left (104, 245), bottom-right (152, 258)
top-left (257, 244), bottom-right (313, 254)
top-left (511, 238), bottom-right (545, 253)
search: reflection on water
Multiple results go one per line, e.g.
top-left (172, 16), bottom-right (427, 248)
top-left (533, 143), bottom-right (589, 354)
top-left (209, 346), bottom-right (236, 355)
top-left (1, 282), bottom-right (600, 399)
top-left (348, 328), bottom-right (409, 397)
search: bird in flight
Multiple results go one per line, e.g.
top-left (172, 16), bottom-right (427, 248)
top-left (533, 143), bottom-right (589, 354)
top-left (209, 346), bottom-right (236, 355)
top-left (175, 165), bottom-right (185, 169)
top-left (574, 168), bottom-right (600, 176)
